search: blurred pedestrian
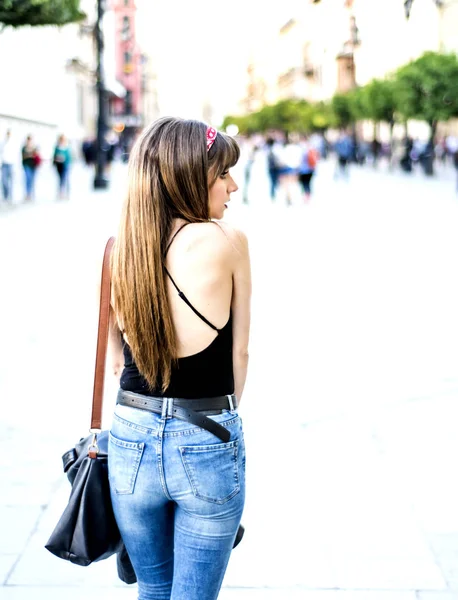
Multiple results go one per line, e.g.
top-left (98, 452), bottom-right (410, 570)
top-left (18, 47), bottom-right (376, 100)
top-left (435, 138), bottom-right (447, 165)
top-left (419, 140), bottom-right (434, 176)
top-left (334, 132), bottom-right (353, 179)
top-left (356, 139), bottom-right (370, 165)
top-left (382, 141), bottom-right (392, 166)
top-left (242, 138), bottom-right (257, 204)
top-left (82, 137), bottom-right (96, 166)
top-left (53, 134), bottom-right (72, 199)
top-left (21, 135), bottom-right (40, 202)
top-left (446, 136), bottom-right (458, 165)
top-left (266, 137), bottom-right (281, 200)
top-left (298, 136), bottom-right (318, 202)
top-left (400, 135), bottom-right (413, 173)
top-left (0, 129), bottom-right (15, 202)
top-left (453, 149), bottom-right (458, 193)
top-left (311, 132), bottom-right (328, 160)
top-left (108, 117), bottom-right (249, 599)
top-left (120, 134), bottom-right (132, 163)
top-left (104, 131), bottom-right (119, 174)
top-left (410, 138), bottom-right (424, 166)
top-left (371, 138), bottom-right (382, 168)
top-left (277, 135), bottom-right (302, 205)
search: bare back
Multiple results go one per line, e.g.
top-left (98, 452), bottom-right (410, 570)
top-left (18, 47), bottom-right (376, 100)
top-left (165, 220), bottom-right (234, 358)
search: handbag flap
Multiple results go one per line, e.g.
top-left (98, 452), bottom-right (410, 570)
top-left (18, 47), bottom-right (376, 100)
top-left (62, 449), bottom-right (77, 473)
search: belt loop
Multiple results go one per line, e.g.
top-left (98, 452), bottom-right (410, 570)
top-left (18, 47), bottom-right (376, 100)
top-left (167, 397), bottom-right (174, 419)
top-left (161, 398), bottom-right (168, 419)
top-left (227, 394), bottom-right (234, 412)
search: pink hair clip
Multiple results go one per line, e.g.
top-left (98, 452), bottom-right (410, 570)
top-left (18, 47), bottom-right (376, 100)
top-left (206, 126), bottom-right (217, 152)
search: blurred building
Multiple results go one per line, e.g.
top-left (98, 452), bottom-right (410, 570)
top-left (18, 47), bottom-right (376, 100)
top-left (241, 63), bottom-right (265, 114)
top-left (241, 0), bottom-right (359, 111)
top-left (107, 0), bottom-right (158, 147)
top-left (349, 0), bottom-right (439, 87)
top-left (140, 54), bottom-right (160, 128)
top-left (0, 0), bottom-right (157, 160)
top-left (104, 6), bottom-right (127, 124)
top-left (0, 0), bottom-right (97, 160)
top-left (439, 1), bottom-right (458, 53)
top-left (108, 0), bottom-right (142, 136)
top-left (241, 0), bottom-right (458, 114)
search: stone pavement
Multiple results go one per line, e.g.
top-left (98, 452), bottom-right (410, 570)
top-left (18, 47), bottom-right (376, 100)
top-left (2, 157), bottom-right (458, 599)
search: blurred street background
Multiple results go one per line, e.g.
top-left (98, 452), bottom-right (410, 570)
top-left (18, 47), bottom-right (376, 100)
top-left (2, 1), bottom-right (458, 599)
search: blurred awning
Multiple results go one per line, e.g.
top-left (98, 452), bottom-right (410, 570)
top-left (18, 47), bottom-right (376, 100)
top-left (105, 78), bottom-right (126, 99)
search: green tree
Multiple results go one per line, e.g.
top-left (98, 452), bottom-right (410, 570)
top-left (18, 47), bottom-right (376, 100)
top-left (309, 101), bottom-right (334, 131)
top-left (253, 103), bottom-right (279, 132)
top-left (254, 99), bottom-right (311, 133)
top-left (223, 98), bottom-right (337, 137)
top-left (347, 86), bottom-right (368, 121)
top-left (224, 99), bottom-right (317, 135)
top-left (0, 0), bottom-right (85, 28)
top-left (331, 93), bottom-right (355, 129)
top-left (360, 78), bottom-right (396, 133)
top-left (221, 114), bottom-right (259, 135)
top-left (394, 51), bottom-right (458, 144)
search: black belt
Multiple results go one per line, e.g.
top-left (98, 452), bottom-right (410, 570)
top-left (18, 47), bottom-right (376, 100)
top-left (116, 390), bottom-right (238, 443)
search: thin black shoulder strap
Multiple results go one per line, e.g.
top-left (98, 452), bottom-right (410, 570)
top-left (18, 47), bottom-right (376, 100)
top-left (164, 267), bottom-right (219, 332)
top-left (165, 222), bottom-right (191, 256)
top-left (164, 222), bottom-right (220, 333)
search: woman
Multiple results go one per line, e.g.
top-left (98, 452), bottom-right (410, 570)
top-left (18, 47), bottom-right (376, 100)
top-left (53, 134), bottom-right (72, 199)
top-left (276, 135), bottom-right (302, 206)
top-left (21, 135), bottom-right (39, 201)
top-left (266, 137), bottom-right (280, 201)
top-left (108, 117), bottom-right (251, 600)
top-left (298, 136), bottom-right (318, 202)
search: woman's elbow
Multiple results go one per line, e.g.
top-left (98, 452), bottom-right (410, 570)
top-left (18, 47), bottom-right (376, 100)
top-left (113, 363), bottom-right (123, 378)
top-left (234, 348), bottom-right (249, 363)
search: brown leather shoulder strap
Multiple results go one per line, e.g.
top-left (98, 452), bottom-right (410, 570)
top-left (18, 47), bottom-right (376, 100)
top-left (91, 237), bottom-right (115, 430)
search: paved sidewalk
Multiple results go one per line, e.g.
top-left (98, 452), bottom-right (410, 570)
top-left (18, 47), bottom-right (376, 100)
top-left (2, 157), bottom-right (458, 599)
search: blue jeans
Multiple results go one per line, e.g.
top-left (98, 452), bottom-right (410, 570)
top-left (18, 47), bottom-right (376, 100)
top-left (1, 163), bottom-right (12, 200)
top-left (23, 164), bottom-right (36, 197)
top-left (56, 163), bottom-right (70, 196)
top-left (108, 400), bottom-right (246, 600)
top-left (268, 169), bottom-right (279, 199)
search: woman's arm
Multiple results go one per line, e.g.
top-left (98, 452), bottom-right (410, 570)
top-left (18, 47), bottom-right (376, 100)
top-left (108, 308), bottom-right (124, 381)
top-left (96, 251), bottom-right (124, 382)
top-left (230, 228), bottom-right (252, 405)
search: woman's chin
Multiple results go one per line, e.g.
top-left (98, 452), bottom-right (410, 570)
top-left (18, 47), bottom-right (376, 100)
top-left (210, 208), bottom-right (226, 220)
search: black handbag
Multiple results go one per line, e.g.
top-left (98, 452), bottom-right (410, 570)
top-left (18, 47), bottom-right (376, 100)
top-left (45, 237), bottom-right (122, 567)
top-left (46, 432), bottom-right (122, 566)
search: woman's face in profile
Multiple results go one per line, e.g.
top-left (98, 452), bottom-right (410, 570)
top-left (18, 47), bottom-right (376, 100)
top-left (208, 169), bottom-right (238, 220)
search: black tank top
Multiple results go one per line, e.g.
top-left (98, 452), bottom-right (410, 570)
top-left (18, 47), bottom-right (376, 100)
top-left (120, 223), bottom-right (234, 399)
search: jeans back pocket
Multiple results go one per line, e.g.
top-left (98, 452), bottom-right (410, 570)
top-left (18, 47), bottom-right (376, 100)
top-left (179, 440), bottom-right (240, 504)
top-left (108, 432), bottom-right (145, 495)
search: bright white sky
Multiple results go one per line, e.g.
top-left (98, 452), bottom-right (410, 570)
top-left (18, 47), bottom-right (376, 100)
top-left (136, 0), bottom-right (297, 124)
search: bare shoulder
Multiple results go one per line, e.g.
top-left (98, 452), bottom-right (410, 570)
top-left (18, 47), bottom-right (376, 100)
top-left (216, 221), bottom-right (249, 253)
top-left (202, 221), bottom-right (249, 265)
top-left (174, 221), bottom-right (248, 259)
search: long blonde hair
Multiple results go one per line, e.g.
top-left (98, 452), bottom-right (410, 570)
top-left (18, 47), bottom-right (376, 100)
top-left (111, 117), bottom-right (239, 391)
